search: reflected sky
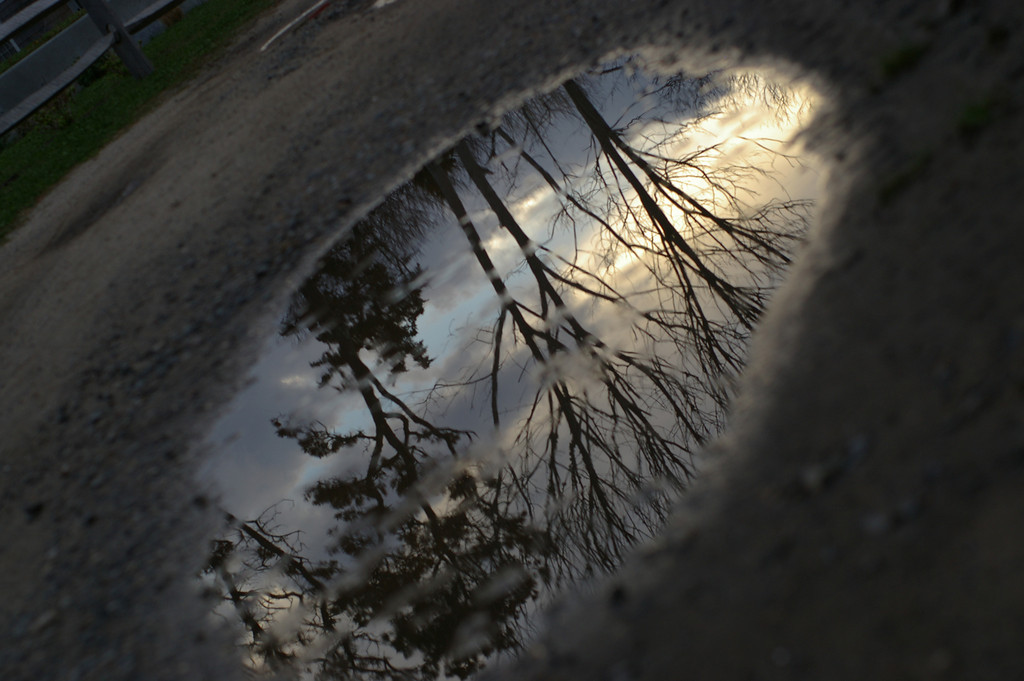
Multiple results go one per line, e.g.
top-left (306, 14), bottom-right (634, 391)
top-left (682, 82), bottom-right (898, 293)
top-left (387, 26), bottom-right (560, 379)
top-left (197, 57), bottom-right (821, 679)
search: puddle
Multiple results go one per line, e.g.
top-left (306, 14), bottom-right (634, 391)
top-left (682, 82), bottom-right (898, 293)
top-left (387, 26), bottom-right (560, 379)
top-left (198, 56), bottom-right (821, 678)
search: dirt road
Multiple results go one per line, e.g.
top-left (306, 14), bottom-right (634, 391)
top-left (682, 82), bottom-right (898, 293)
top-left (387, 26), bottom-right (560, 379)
top-left (1, 0), bottom-right (1022, 679)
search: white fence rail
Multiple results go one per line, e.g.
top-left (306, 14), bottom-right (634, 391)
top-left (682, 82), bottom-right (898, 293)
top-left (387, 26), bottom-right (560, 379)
top-left (0, 0), bottom-right (187, 134)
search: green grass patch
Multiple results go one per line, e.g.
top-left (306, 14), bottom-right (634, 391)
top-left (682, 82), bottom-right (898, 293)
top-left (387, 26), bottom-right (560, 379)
top-left (878, 152), bottom-right (932, 205)
top-left (880, 42), bottom-right (930, 80)
top-left (958, 95), bottom-right (1000, 139)
top-left (0, 0), bottom-right (277, 241)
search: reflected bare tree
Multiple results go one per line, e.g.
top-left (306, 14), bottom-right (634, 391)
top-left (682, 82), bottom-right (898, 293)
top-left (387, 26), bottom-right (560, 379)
top-left (206, 64), bottom-right (814, 680)
top-left (208, 189), bottom-right (555, 679)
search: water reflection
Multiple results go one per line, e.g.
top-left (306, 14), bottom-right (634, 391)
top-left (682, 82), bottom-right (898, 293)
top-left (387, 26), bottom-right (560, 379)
top-left (199, 58), bottom-right (820, 679)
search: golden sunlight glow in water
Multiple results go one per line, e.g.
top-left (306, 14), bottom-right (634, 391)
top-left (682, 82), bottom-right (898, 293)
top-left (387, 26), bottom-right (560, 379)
top-left (199, 64), bottom-right (824, 681)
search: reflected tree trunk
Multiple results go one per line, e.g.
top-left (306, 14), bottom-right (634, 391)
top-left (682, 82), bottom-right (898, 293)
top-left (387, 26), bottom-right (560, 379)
top-left (206, 64), bottom-right (814, 681)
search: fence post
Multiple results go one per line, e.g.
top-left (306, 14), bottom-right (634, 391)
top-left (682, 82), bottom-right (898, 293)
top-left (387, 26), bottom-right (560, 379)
top-left (78, 0), bottom-right (153, 78)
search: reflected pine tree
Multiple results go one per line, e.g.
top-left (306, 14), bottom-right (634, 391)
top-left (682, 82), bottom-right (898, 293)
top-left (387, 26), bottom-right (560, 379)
top-left (206, 63), bottom-right (814, 679)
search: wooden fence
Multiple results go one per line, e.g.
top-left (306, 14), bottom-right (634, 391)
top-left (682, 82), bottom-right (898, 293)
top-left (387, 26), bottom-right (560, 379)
top-left (0, 0), bottom-right (186, 134)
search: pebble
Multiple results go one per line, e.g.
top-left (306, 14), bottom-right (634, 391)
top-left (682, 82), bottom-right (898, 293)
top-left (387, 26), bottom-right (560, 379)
top-left (861, 512), bottom-right (891, 535)
top-left (29, 610), bottom-right (57, 634)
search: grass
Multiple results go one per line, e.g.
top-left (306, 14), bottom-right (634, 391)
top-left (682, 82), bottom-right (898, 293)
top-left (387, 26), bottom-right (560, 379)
top-left (0, 0), bottom-right (278, 241)
top-left (879, 42), bottom-right (930, 80)
top-left (958, 96), bottom-right (998, 138)
top-left (878, 152), bottom-right (932, 205)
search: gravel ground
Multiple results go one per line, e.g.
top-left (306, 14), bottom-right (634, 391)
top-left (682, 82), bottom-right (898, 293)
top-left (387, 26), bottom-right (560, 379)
top-left (1, 0), bottom-right (1022, 679)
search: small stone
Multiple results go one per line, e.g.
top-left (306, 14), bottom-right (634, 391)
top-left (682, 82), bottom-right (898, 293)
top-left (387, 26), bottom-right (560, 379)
top-left (799, 465), bottom-right (827, 494)
top-left (846, 433), bottom-right (870, 461)
top-left (24, 502), bottom-right (45, 522)
top-left (925, 648), bottom-right (952, 675)
top-left (29, 610), bottom-right (57, 633)
top-left (861, 512), bottom-right (890, 535)
top-left (771, 646), bottom-right (792, 667)
top-left (896, 498), bottom-right (922, 522)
